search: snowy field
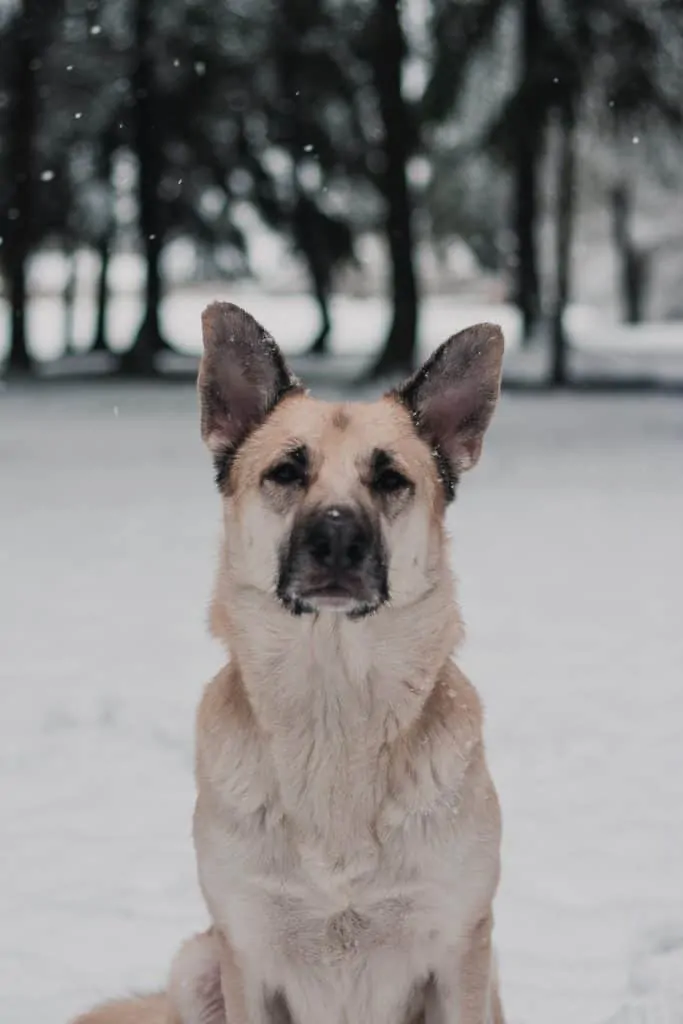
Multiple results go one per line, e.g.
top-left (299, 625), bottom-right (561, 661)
top-left (1, 375), bottom-right (682, 1024)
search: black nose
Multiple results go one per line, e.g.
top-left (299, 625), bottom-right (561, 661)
top-left (305, 506), bottom-right (370, 572)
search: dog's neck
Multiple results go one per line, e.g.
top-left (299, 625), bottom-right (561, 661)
top-left (215, 564), bottom-right (460, 722)
top-left (211, 567), bottom-right (463, 852)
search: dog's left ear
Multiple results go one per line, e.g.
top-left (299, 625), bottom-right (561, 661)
top-left (395, 323), bottom-right (504, 476)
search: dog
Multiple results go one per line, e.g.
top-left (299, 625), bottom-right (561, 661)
top-left (73, 302), bottom-right (505, 1024)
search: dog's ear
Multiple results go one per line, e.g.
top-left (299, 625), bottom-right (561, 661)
top-left (395, 323), bottom-right (504, 480)
top-left (198, 302), bottom-right (301, 465)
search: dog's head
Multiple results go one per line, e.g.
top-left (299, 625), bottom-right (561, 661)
top-left (199, 303), bottom-right (503, 619)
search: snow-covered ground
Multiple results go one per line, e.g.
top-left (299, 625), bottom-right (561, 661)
top-left (1, 376), bottom-right (682, 1024)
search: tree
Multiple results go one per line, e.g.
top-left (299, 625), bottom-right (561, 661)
top-left (362, 0), bottom-right (419, 378)
top-left (609, 181), bottom-right (650, 325)
top-left (0, 0), bottom-right (130, 367)
top-left (548, 0), bottom-right (683, 381)
top-left (370, 0), bottom-right (512, 376)
top-left (109, 0), bottom-right (248, 372)
top-left (513, 0), bottom-right (544, 341)
top-left (117, 0), bottom-right (167, 373)
top-left (232, 0), bottom-right (362, 356)
top-left (483, 0), bottom-right (683, 383)
top-left (549, 93), bottom-right (578, 385)
top-left (91, 120), bottom-right (120, 352)
top-left (600, 3), bottom-right (683, 325)
top-left (0, 1), bottom-right (62, 374)
top-left (292, 198), bottom-right (357, 355)
top-left (426, 148), bottom-right (509, 273)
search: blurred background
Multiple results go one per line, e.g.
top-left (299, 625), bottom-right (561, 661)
top-left (1, 0), bottom-right (683, 383)
top-left (1, 3), bottom-right (683, 1024)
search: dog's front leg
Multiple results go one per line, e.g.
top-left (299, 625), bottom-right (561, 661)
top-left (167, 927), bottom-right (269, 1024)
top-left (219, 939), bottom-right (292, 1024)
top-left (426, 915), bottom-right (503, 1024)
top-left (234, 985), bottom-right (291, 1024)
top-left (168, 929), bottom-right (228, 1024)
top-left (168, 927), bottom-right (291, 1024)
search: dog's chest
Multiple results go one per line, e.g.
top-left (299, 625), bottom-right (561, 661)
top-left (270, 839), bottom-right (418, 965)
top-left (195, 712), bottom-right (474, 975)
top-left (197, 798), bottom-right (447, 972)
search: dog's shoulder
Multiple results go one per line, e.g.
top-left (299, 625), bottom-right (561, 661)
top-left (195, 664), bottom-right (277, 815)
top-left (389, 661), bottom-right (483, 787)
top-left (380, 662), bottom-right (497, 836)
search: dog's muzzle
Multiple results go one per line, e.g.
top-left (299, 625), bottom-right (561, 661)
top-left (277, 505), bottom-right (389, 618)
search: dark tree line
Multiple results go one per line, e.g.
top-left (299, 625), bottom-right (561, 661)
top-left (0, 0), bottom-right (681, 383)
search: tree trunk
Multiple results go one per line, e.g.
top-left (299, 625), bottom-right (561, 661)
top-left (92, 238), bottom-right (111, 351)
top-left (366, 0), bottom-right (419, 380)
top-left (7, 258), bottom-right (32, 374)
top-left (300, 210), bottom-right (333, 357)
top-left (550, 100), bottom-right (577, 387)
top-left (276, 6), bottom-right (334, 360)
top-left (306, 260), bottom-right (332, 356)
top-left (610, 182), bottom-right (649, 324)
top-left (514, 146), bottom-right (541, 342)
top-left (63, 246), bottom-right (77, 353)
top-left (119, 0), bottom-right (166, 375)
top-left (512, 0), bottom-right (542, 344)
top-left (5, 1), bottom-right (42, 375)
top-left (291, 180), bottom-right (334, 359)
top-left (92, 122), bottom-right (117, 352)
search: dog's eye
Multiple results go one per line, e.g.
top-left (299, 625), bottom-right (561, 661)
top-left (265, 461), bottom-right (306, 487)
top-left (372, 468), bottom-right (411, 494)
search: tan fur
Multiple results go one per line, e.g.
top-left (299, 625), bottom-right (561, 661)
top-left (191, 387), bottom-right (504, 1024)
top-left (71, 993), bottom-right (168, 1024)
top-left (72, 308), bottom-right (505, 1024)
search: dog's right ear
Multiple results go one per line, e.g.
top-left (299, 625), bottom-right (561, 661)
top-left (198, 302), bottom-right (301, 484)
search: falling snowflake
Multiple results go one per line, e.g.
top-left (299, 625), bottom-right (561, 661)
top-left (75, 112), bottom-right (83, 120)
top-left (40, 170), bottom-right (55, 182)
top-left (194, 61), bottom-right (206, 76)
top-left (66, 65), bottom-right (74, 71)
top-left (632, 136), bottom-right (640, 144)
top-left (90, 25), bottom-right (101, 35)
top-left (303, 144), bottom-right (314, 153)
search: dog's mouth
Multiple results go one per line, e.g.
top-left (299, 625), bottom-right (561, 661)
top-left (302, 583), bottom-right (356, 605)
top-left (277, 577), bottom-right (388, 618)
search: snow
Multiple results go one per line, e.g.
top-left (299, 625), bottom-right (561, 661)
top-left (1, 374), bottom-right (682, 1023)
top-left (2, 284), bottom-right (525, 362)
top-left (3, 281), bottom-right (683, 393)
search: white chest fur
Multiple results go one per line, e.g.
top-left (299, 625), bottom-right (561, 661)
top-left (195, 799), bottom-right (449, 1024)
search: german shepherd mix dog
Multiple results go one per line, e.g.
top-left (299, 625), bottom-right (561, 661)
top-left (74, 303), bottom-right (506, 1024)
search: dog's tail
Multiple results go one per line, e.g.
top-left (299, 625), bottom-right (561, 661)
top-left (71, 928), bottom-right (222, 1024)
top-left (71, 992), bottom-right (170, 1024)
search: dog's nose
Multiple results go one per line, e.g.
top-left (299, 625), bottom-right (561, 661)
top-left (305, 506), bottom-right (370, 572)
